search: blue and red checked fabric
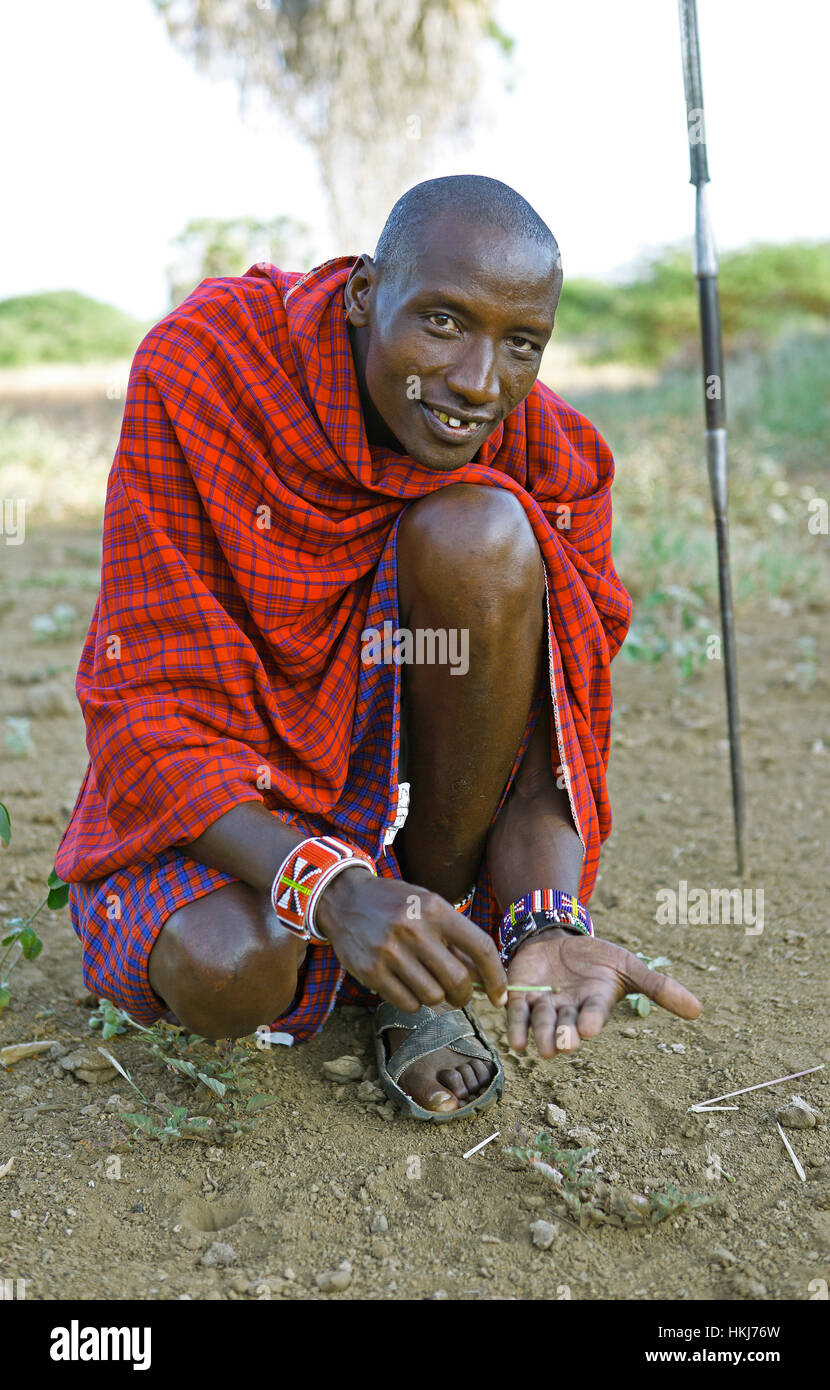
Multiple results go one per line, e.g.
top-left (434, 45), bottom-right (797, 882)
top-left (56, 255), bottom-right (632, 1038)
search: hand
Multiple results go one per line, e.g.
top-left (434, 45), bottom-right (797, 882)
top-left (505, 928), bottom-right (701, 1057)
top-left (315, 868), bottom-right (508, 1013)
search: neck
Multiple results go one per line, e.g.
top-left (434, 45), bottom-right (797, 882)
top-left (347, 320), bottom-right (404, 452)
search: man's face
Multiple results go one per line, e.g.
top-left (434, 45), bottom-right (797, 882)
top-left (344, 215), bottom-right (561, 470)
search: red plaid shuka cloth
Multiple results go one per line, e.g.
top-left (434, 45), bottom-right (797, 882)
top-left (55, 256), bottom-right (632, 1038)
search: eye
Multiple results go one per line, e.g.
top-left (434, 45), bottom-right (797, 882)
top-left (508, 336), bottom-right (539, 353)
top-left (426, 313), bottom-right (458, 330)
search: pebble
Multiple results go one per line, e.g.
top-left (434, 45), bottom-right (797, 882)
top-left (545, 1103), bottom-right (567, 1127)
top-left (59, 1048), bottom-right (117, 1085)
top-left (567, 1126), bottom-right (600, 1146)
top-left (370, 1212), bottom-right (388, 1234)
top-left (315, 1261), bottom-right (352, 1292)
top-left (530, 1219), bottom-right (558, 1250)
top-left (321, 1056), bottom-right (364, 1082)
top-left (371, 1240), bottom-right (393, 1259)
top-left (200, 1242), bottom-right (236, 1267)
top-left (731, 1273), bottom-right (766, 1298)
top-left (621, 1027), bottom-right (638, 1038)
top-left (357, 1080), bottom-right (385, 1104)
top-left (520, 1193), bottom-right (545, 1210)
top-left (429, 1289), bottom-right (448, 1300)
top-left (710, 1245), bottom-right (737, 1266)
top-left (776, 1095), bottom-right (822, 1129)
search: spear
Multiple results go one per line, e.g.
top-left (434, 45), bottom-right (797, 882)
top-left (678, 0), bottom-right (746, 876)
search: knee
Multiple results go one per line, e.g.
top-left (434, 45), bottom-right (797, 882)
top-left (399, 484), bottom-right (544, 614)
top-left (148, 887), bottom-right (303, 1041)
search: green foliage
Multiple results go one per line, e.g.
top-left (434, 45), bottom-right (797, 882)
top-left (0, 291), bottom-right (146, 368)
top-left (505, 1130), bottom-right (711, 1229)
top-left (89, 998), bottom-right (129, 1041)
top-left (167, 215), bottom-right (313, 309)
top-left (96, 1013), bottom-right (279, 1145)
top-left (30, 603), bottom-right (78, 642)
top-left (4, 717), bottom-right (34, 759)
top-left (0, 805), bottom-right (66, 1013)
top-left (557, 241), bottom-right (830, 367)
top-left (625, 953), bottom-right (672, 1018)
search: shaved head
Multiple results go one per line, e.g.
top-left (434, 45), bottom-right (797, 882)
top-left (374, 175), bottom-right (561, 289)
top-left (344, 174), bottom-right (563, 470)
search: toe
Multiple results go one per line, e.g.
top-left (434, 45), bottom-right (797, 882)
top-left (460, 1063), bottom-right (480, 1095)
top-left (424, 1086), bottom-right (458, 1113)
top-left (438, 1068), bottom-right (470, 1101)
top-left (472, 1059), bottom-right (493, 1089)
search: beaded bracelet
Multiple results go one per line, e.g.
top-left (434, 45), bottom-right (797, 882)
top-left (500, 889), bottom-right (593, 966)
top-left (271, 835), bottom-right (376, 943)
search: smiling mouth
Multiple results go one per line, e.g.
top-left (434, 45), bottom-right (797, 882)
top-left (421, 403), bottom-right (490, 442)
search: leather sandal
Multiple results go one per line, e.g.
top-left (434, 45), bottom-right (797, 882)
top-left (373, 1000), bottom-right (504, 1122)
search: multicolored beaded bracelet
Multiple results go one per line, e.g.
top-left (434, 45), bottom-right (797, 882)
top-left (499, 889), bottom-right (594, 966)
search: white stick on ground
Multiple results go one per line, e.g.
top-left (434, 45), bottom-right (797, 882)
top-left (689, 1063), bottom-right (825, 1111)
top-left (776, 1122), bottom-right (806, 1182)
top-left (463, 1130), bottom-right (500, 1159)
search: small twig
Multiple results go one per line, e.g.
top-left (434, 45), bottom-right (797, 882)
top-left (776, 1122), bottom-right (806, 1182)
top-left (463, 1131), bottom-right (500, 1159)
top-left (473, 983), bottom-right (553, 993)
top-left (689, 1064), bottom-right (825, 1112)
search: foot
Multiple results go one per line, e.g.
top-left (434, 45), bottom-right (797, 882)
top-left (382, 1001), bottom-right (498, 1114)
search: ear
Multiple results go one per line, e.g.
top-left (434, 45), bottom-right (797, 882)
top-left (343, 254), bottom-right (377, 326)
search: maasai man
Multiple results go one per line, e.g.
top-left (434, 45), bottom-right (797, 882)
top-left (56, 175), bottom-right (700, 1120)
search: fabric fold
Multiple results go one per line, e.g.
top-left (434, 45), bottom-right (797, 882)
top-left (56, 256), bottom-right (632, 916)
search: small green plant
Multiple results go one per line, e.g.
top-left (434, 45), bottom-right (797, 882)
top-left (94, 1010), bottom-right (278, 1145)
top-left (625, 952), bottom-right (672, 1017)
top-left (30, 602), bottom-right (78, 641)
top-left (4, 717), bottom-right (34, 758)
top-left (622, 586), bottom-right (712, 682)
top-left (505, 1129), bottom-right (711, 1229)
top-left (89, 998), bottom-right (129, 1040)
top-left (0, 804), bottom-right (66, 1013)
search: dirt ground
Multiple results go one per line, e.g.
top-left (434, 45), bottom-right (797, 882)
top-left (1, 508), bottom-right (828, 1302)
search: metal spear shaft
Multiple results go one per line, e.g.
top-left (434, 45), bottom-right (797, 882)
top-left (678, 0), bottom-right (746, 876)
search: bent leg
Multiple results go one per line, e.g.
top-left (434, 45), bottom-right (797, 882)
top-left (386, 482), bottom-right (548, 1112)
top-left (148, 880), bottom-right (306, 1040)
top-left (396, 482), bottom-right (546, 901)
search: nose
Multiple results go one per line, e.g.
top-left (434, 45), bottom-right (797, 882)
top-left (444, 336), bottom-right (500, 407)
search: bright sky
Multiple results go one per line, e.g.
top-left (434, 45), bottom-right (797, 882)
top-left (1, 0), bottom-right (827, 318)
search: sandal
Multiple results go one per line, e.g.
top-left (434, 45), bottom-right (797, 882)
top-left (373, 1000), bottom-right (504, 1122)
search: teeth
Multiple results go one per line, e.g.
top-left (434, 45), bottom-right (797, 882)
top-left (429, 406), bottom-right (479, 431)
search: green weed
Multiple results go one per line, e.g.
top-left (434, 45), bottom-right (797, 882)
top-left (505, 1129), bottom-right (711, 1229)
top-left (89, 1007), bottom-right (278, 1145)
top-left (0, 803), bottom-right (66, 1012)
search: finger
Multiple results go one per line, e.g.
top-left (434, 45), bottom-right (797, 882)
top-left (624, 957), bottom-right (702, 1020)
top-left (440, 909), bottom-right (507, 1007)
top-left (374, 969), bottom-right (423, 1015)
top-left (506, 991), bottom-right (530, 1052)
top-left (577, 992), bottom-right (614, 1039)
top-left (554, 1005), bottom-right (580, 1053)
top-left (411, 937), bottom-right (474, 1007)
top-left (391, 953), bottom-right (452, 1010)
top-left (528, 996), bottom-right (558, 1058)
